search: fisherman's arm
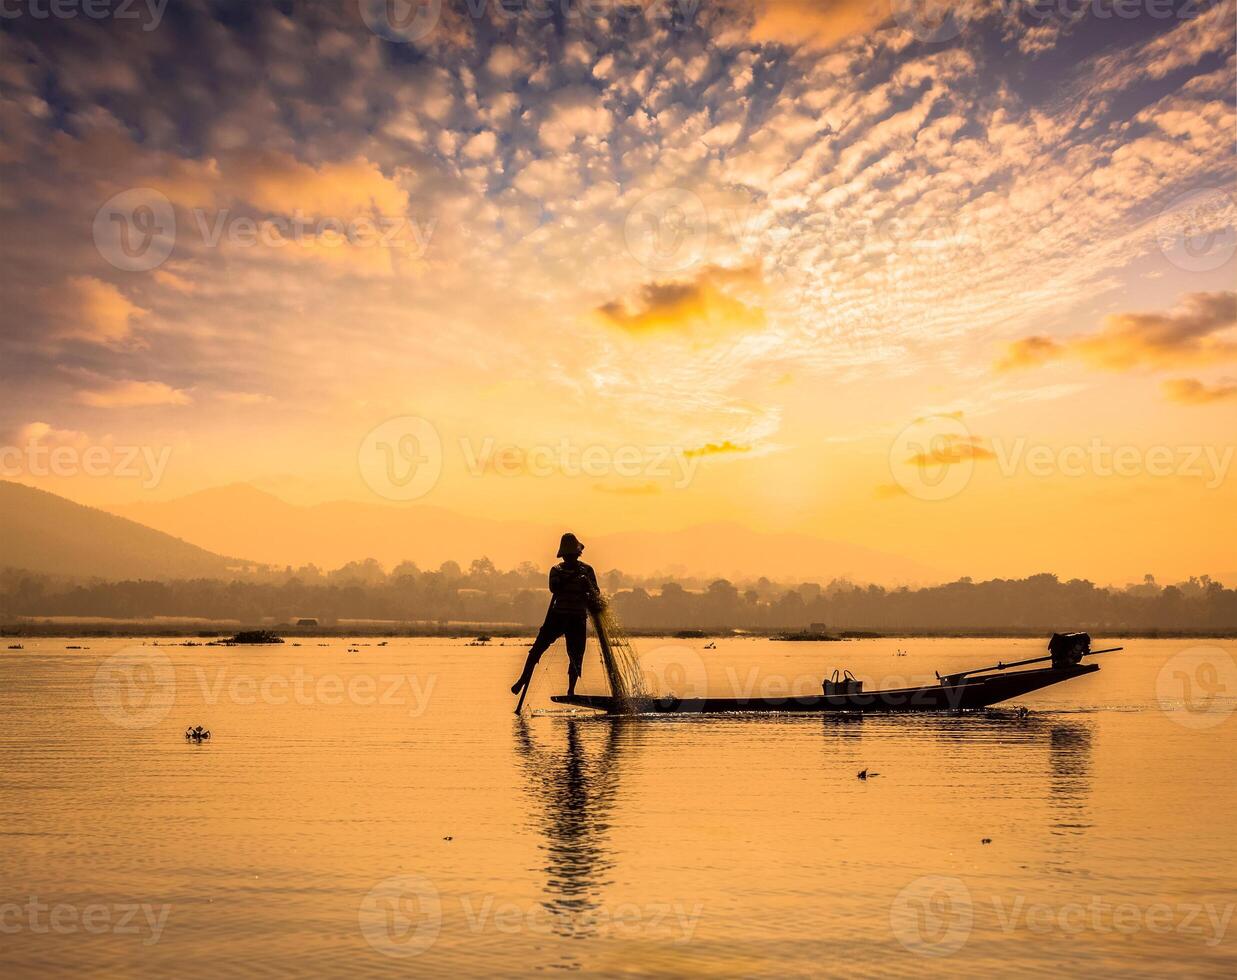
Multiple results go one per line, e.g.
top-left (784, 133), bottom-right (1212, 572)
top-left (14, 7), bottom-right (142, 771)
top-left (583, 564), bottom-right (602, 610)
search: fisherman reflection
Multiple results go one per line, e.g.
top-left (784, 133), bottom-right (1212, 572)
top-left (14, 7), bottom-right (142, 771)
top-left (512, 717), bottom-right (628, 940)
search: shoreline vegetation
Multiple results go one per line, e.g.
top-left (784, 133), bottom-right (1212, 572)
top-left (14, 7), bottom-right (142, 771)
top-left (2, 623), bottom-right (1233, 640)
top-left (4, 628), bottom-right (1232, 643)
top-left (2, 563), bottom-right (1234, 639)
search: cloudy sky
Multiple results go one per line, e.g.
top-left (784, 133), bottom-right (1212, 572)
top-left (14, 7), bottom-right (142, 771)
top-left (0, 0), bottom-right (1234, 581)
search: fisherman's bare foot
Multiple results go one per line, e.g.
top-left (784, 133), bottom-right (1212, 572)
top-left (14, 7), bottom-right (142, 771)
top-left (511, 678), bottom-right (525, 694)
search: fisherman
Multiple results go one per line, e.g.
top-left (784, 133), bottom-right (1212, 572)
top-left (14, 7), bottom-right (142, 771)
top-left (511, 533), bottom-right (601, 698)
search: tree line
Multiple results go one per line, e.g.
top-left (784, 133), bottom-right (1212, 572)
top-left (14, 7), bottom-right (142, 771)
top-left (1, 560), bottom-right (1234, 634)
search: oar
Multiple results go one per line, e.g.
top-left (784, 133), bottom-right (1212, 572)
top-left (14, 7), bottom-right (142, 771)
top-left (513, 675), bottom-right (532, 715)
top-left (938, 646), bottom-right (1123, 683)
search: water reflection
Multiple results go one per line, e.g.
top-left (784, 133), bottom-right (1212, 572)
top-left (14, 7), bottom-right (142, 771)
top-left (512, 717), bottom-right (634, 942)
top-left (1047, 721), bottom-right (1093, 837)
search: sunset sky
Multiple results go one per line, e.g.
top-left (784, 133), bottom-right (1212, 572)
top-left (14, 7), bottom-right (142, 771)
top-left (1, 0), bottom-right (1234, 583)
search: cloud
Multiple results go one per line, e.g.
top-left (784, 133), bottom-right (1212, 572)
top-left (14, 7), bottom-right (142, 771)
top-left (997, 292), bottom-right (1237, 372)
top-left (13, 421), bottom-right (94, 451)
top-left (595, 263), bottom-right (767, 339)
top-left (77, 381), bottom-right (193, 408)
top-left (1162, 377), bottom-right (1237, 405)
top-left (538, 87), bottom-right (612, 151)
top-left (684, 440), bottom-right (751, 458)
top-left (461, 131), bottom-right (497, 160)
top-left (54, 277), bottom-right (146, 348)
top-left (743, 0), bottom-right (892, 50)
top-left (874, 482), bottom-right (910, 499)
top-left (996, 335), bottom-right (1063, 372)
top-left (1076, 292), bottom-right (1237, 370)
top-left (906, 434), bottom-right (994, 467)
top-left (224, 152), bottom-right (409, 217)
top-left (486, 45), bottom-right (522, 78)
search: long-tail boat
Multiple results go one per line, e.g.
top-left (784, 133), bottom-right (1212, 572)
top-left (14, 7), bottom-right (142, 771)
top-left (551, 632), bottom-right (1119, 715)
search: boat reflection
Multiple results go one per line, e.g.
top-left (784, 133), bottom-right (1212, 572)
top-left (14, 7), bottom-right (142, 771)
top-left (512, 717), bottom-right (635, 941)
top-left (1047, 720), bottom-right (1093, 838)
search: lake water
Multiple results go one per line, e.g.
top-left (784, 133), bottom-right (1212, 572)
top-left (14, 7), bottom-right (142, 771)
top-left (0, 636), bottom-right (1234, 977)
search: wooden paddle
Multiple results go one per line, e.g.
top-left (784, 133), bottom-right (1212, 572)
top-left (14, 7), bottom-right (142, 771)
top-left (513, 674), bottom-right (532, 715)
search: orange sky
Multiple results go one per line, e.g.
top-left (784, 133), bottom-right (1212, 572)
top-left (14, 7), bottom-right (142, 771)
top-left (0, 1), bottom-right (1234, 584)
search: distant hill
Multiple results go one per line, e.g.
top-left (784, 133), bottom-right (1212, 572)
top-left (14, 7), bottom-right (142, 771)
top-left (109, 483), bottom-right (942, 584)
top-left (0, 481), bottom-right (245, 580)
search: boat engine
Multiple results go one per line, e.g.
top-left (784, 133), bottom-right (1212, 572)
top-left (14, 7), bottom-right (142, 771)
top-left (1048, 632), bottom-right (1090, 668)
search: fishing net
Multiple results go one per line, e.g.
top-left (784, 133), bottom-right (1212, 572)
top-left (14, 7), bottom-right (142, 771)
top-left (590, 597), bottom-right (646, 713)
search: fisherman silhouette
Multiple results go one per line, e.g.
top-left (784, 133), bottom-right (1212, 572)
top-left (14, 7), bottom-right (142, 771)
top-left (511, 533), bottom-right (601, 699)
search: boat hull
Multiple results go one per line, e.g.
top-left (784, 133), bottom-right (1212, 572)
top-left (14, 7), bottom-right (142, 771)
top-left (550, 664), bottom-right (1099, 714)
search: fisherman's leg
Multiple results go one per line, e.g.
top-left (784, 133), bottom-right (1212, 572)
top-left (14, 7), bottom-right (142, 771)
top-left (565, 617), bottom-right (587, 696)
top-left (511, 616), bottom-right (566, 693)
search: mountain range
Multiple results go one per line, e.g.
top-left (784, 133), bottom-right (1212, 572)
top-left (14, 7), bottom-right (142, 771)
top-left (0, 481), bottom-right (241, 580)
top-left (104, 483), bottom-right (940, 584)
top-left (1, 480), bottom-right (940, 584)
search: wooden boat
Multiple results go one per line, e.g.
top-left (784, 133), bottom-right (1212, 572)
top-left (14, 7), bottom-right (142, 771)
top-left (550, 635), bottom-right (1118, 715)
